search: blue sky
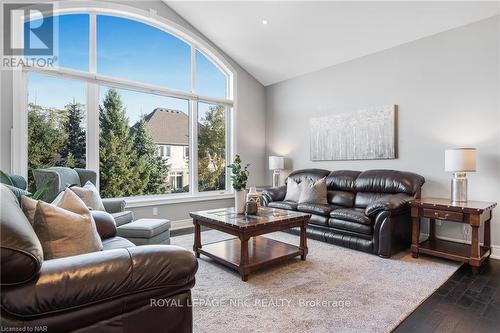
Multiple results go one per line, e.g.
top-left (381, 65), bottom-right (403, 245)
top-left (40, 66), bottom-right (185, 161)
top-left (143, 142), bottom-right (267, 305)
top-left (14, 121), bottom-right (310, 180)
top-left (28, 14), bottom-right (226, 125)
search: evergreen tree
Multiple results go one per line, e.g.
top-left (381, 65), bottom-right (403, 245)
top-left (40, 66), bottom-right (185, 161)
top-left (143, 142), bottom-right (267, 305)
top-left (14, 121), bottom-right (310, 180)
top-left (198, 105), bottom-right (226, 191)
top-left (132, 117), bottom-right (169, 194)
top-left (27, 103), bottom-right (66, 190)
top-left (61, 100), bottom-right (86, 168)
top-left (99, 89), bottom-right (145, 197)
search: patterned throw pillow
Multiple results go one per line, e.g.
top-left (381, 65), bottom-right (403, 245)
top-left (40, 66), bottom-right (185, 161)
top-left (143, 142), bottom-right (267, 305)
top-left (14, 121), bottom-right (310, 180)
top-left (33, 189), bottom-right (103, 259)
top-left (284, 178), bottom-right (301, 202)
top-left (70, 181), bottom-right (106, 211)
top-left (298, 177), bottom-right (328, 204)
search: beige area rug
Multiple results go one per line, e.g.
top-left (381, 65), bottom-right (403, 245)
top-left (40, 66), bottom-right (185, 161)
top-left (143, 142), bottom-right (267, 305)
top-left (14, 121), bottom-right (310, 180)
top-left (171, 230), bottom-right (460, 333)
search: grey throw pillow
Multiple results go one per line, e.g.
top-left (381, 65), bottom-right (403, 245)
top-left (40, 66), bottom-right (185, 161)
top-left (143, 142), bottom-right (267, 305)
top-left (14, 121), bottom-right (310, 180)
top-left (33, 189), bottom-right (103, 259)
top-left (298, 177), bottom-right (328, 204)
top-left (70, 181), bottom-right (105, 211)
top-left (284, 178), bottom-right (301, 202)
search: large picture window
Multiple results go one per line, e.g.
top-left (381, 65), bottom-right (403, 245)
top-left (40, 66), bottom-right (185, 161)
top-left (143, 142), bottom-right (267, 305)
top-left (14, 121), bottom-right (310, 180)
top-left (20, 10), bottom-right (234, 200)
top-left (27, 73), bottom-right (87, 190)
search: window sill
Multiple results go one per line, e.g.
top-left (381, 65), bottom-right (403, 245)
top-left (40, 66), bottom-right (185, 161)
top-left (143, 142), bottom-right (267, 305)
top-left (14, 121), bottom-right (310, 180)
top-left (123, 192), bottom-right (234, 208)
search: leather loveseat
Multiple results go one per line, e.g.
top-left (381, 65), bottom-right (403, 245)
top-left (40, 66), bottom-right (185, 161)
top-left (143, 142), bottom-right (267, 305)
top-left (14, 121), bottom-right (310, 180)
top-left (0, 184), bottom-right (198, 333)
top-left (262, 169), bottom-right (425, 257)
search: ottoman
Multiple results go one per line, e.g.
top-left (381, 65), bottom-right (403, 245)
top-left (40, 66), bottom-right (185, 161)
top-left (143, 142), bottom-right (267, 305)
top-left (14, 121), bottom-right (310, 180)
top-left (116, 218), bottom-right (171, 245)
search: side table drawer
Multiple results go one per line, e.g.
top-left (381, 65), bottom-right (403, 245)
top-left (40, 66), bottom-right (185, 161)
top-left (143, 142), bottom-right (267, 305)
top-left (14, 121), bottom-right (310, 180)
top-left (423, 208), bottom-right (463, 222)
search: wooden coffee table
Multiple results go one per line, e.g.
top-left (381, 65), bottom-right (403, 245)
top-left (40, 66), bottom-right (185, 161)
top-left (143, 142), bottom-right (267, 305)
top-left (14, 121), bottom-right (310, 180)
top-left (190, 207), bottom-right (310, 281)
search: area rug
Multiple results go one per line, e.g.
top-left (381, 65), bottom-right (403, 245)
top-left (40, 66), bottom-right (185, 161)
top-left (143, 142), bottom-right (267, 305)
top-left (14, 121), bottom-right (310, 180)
top-left (171, 230), bottom-right (460, 333)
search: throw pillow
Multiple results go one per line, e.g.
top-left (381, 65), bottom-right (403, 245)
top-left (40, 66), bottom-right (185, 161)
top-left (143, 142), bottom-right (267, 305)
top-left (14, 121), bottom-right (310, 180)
top-left (298, 177), bottom-right (328, 204)
top-left (21, 193), bottom-right (66, 225)
top-left (21, 195), bottom-right (38, 225)
top-left (70, 181), bottom-right (105, 211)
top-left (33, 189), bottom-right (103, 259)
top-left (284, 178), bottom-right (301, 202)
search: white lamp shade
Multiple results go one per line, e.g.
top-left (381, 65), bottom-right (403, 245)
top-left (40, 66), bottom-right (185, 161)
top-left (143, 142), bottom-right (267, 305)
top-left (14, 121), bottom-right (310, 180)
top-left (269, 156), bottom-right (284, 170)
top-left (445, 148), bottom-right (476, 172)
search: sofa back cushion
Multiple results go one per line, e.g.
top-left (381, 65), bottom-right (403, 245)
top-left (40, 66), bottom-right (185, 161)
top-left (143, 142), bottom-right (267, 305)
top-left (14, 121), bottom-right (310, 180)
top-left (325, 170), bottom-right (361, 207)
top-left (354, 170), bottom-right (425, 208)
top-left (355, 170), bottom-right (425, 196)
top-left (286, 169), bottom-right (330, 185)
top-left (0, 185), bottom-right (43, 285)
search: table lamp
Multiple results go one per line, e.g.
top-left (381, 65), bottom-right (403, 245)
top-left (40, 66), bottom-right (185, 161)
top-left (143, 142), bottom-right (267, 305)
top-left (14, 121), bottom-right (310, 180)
top-left (445, 148), bottom-right (476, 202)
top-left (269, 156), bottom-right (284, 187)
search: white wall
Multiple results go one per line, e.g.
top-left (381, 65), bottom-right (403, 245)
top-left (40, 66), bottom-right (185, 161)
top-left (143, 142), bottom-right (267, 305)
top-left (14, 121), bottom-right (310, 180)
top-left (266, 17), bottom-right (500, 248)
top-left (0, 1), bottom-right (267, 220)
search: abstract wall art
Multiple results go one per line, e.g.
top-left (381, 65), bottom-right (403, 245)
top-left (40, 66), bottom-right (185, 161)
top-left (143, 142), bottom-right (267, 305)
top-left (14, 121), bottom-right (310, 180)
top-left (310, 105), bottom-right (397, 161)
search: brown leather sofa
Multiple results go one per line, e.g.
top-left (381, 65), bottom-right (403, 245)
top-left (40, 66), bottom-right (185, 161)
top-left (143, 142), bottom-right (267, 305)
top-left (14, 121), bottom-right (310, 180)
top-left (0, 184), bottom-right (198, 333)
top-left (262, 169), bottom-right (425, 257)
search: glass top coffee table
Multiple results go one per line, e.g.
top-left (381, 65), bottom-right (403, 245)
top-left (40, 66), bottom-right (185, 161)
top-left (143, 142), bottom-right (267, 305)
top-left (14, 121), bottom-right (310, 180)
top-left (189, 207), bottom-right (311, 281)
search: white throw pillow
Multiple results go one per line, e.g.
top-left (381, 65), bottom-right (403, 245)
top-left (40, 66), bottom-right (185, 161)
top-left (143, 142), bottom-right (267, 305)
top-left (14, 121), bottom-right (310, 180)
top-left (70, 181), bottom-right (105, 211)
top-left (298, 177), bottom-right (328, 204)
top-left (284, 178), bottom-right (301, 202)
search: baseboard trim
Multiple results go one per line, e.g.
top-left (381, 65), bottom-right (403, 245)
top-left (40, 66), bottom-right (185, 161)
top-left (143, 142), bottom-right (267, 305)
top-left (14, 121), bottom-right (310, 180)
top-left (419, 233), bottom-right (500, 260)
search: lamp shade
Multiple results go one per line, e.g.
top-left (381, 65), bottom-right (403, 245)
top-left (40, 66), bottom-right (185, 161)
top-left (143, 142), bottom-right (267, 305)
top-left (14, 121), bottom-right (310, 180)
top-left (269, 156), bottom-right (284, 170)
top-left (445, 148), bottom-right (476, 172)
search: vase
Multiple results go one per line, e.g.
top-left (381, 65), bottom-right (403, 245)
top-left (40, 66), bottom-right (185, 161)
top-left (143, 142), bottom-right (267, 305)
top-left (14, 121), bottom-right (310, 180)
top-left (235, 189), bottom-right (247, 214)
top-left (246, 186), bottom-right (261, 211)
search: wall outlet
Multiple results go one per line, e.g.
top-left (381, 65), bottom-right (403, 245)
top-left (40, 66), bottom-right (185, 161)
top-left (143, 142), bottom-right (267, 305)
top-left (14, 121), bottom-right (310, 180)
top-left (152, 207), bottom-right (159, 216)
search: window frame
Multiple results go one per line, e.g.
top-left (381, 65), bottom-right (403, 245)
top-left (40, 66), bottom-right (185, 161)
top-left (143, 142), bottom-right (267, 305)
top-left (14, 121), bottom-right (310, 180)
top-left (12, 3), bottom-right (236, 203)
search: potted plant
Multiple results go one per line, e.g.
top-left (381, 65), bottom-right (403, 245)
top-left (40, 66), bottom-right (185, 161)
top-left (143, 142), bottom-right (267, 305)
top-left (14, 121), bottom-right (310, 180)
top-left (227, 155), bottom-right (250, 214)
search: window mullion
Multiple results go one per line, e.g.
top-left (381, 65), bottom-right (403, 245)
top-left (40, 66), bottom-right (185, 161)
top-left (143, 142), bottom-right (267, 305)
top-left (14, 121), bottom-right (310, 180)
top-left (190, 99), bottom-right (198, 194)
top-left (89, 13), bottom-right (97, 73)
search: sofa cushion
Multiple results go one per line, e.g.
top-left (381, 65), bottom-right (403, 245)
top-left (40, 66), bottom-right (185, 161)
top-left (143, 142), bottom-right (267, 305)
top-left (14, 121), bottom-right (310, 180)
top-left (112, 210), bottom-right (134, 226)
top-left (287, 169), bottom-right (331, 185)
top-left (102, 236), bottom-right (135, 250)
top-left (268, 201), bottom-right (298, 211)
top-left (326, 170), bottom-right (361, 192)
top-left (328, 219), bottom-right (373, 235)
top-left (117, 219), bottom-right (171, 239)
top-left (309, 214), bottom-right (330, 227)
top-left (354, 192), bottom-right (388, 208)
top-left (329, 208), bottom-right (372, 225)
top-left (327, 190), bottom-right (355, 207)
top-left (297, 203), bottom-right (340, 217)
top-left (355, 169), bottom-right (425, 196)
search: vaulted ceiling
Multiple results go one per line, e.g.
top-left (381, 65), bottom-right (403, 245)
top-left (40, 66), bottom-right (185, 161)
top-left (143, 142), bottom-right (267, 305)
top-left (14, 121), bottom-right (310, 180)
top-left (166, 1), bottom-right (500, 86)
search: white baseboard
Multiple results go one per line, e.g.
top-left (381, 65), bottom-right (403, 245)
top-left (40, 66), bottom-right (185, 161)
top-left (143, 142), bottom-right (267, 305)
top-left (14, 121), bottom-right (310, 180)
top-left (420, 233), bottom-right (500, 260)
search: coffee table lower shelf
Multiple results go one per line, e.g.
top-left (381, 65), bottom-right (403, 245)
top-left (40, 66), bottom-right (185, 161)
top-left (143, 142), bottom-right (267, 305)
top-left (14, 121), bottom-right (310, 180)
top-left (198, 236), bottom-right (303, 281)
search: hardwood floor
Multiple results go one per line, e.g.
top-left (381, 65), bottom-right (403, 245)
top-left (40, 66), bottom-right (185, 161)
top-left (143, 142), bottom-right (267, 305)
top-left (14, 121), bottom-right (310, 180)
top-left (394, 259), bottom-right (500, 333)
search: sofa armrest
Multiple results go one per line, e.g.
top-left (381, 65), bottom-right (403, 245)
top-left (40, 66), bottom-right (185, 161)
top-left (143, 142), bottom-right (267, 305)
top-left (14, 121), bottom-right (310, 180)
top-left (91, 210), bottom-right (117, 239)
top-left (365, 193), bottom-right (413, 217)
top-left (1, 245), bottom-right (198, 318)
top-left (262, 185), bottom-right (287, 206)
top-left (102, 198), bottom-right (126, 213)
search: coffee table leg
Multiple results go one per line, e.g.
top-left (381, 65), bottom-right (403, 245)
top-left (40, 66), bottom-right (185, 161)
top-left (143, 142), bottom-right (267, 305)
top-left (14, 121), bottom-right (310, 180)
top-left (300, 222), bottom-right (308, 260)
top-left (193, 219), bottom-right (201, 258)
top-left (240, 236), bottom-right (249, 281)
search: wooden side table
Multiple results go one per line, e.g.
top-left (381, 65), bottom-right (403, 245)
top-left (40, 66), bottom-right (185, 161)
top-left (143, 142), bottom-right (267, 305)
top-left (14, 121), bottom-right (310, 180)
top-left (410, 198), bottom-right (497, 274)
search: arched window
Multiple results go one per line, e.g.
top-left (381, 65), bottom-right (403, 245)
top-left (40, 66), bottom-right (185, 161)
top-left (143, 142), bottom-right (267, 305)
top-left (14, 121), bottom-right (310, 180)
top-left (19, 9), bottom-right (234, 200)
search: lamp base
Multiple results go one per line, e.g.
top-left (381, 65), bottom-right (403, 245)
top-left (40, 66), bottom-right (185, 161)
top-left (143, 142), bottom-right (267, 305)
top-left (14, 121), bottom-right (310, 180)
top-left (451, 172), bottom-right (467, 202)
top-left (272, 170), bottom-right (281, 188)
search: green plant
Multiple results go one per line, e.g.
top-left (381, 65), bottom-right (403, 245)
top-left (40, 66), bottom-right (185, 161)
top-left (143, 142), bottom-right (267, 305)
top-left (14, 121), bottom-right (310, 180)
top-left (227, 155), bottom-right (250, 191)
